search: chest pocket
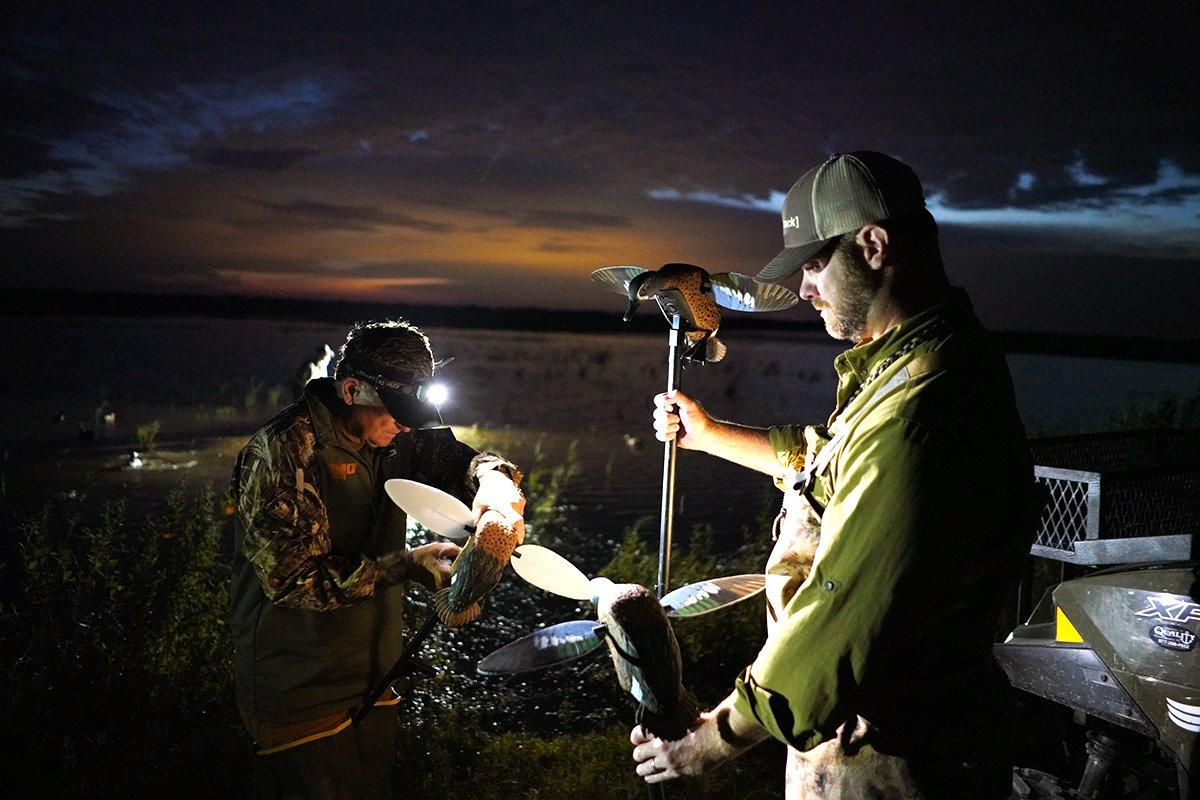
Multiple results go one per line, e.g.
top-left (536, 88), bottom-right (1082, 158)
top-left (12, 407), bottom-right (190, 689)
top-left (328, 462), bottom-right (357, 480)
top-left (317, 447), bottom-right (377, 557)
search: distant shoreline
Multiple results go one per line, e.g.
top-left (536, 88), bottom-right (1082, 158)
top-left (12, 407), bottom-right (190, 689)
top-left (2, 287), bottom-right (1198, 364)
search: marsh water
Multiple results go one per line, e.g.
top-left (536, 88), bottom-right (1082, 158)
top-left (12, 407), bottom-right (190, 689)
top-left (2, 315), bottom-right (1198, 549)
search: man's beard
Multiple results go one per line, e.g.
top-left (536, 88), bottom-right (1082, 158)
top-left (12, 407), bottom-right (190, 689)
top-left (819, 236), bottom-right (881, 342)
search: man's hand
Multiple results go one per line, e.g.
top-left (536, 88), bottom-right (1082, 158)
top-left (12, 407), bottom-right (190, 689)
top-left (653, 390), bottom-right (712, 451)
top-left (406, 541), bottom-right (461, 592)
top-left (471, 470), bottom-right (526, 544)
top-left (653, 391), bottom-right (780, 475)
top-left (630, 697), bottom-right (768, 784)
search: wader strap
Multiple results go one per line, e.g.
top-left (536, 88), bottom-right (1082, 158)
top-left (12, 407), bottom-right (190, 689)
top-left (788, 366), bottom-right (912, 517)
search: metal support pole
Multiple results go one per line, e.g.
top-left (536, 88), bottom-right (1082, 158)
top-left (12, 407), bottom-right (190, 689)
top-left (649, 314), bottom-right (684, 800)
top-left (351, 611), bottom-right (438, 726)
top-left (656, 314), bottom-right (683, 598)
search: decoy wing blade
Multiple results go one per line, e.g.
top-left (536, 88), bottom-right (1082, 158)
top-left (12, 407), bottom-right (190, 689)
top-left (383, 479), bottom-right (473, 541)
top-left (710, 273), bottom-right (799, 312)
top-left (477, 620), bottom-right (604, 675)
top-left (662, 574), bottom-right (767, 617)
top-left (589, 266), bottom-right (648, 296)
top-left (510, 544), bottom-right (593, 600)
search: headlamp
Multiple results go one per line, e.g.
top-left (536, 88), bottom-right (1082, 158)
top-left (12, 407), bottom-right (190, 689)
top-left (344, 356), bottom-right (445, 429)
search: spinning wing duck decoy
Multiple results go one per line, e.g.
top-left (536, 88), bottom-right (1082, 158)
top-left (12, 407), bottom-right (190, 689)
top-left (590, 263), bottom-right (798, 363)
top-left (480, 544), bottom-right (766, 740)
top-left (385, 479), bottom-right (522, 627)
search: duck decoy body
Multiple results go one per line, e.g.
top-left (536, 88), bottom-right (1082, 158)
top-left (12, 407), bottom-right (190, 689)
top-left (434, 510), bottom-right (520, 627)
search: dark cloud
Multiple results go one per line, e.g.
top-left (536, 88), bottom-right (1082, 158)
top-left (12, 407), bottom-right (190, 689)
top-left (197, 147), bottom-right (316, 172)
top-left (0, 135), bottom-right (88, 179)
top-left (0, 78), bottom-right (118, 138)
top-left (223, 215), bottom-right (373, 234)
top-left (513, 210), bottom-right (630, 230)
top-left (373, 150), bottom-right (594, 207)
top-left (536, 241), bottom-right (607, 254)
top-left (255, 199), bottom-right (452, 233)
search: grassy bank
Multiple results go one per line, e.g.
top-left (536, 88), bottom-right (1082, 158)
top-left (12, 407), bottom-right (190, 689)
top-left (0, 431), bottom-right (783, 797)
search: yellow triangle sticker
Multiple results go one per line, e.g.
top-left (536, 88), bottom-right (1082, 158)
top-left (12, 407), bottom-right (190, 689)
top-left (1056, 607), bottom-right (1084, 643)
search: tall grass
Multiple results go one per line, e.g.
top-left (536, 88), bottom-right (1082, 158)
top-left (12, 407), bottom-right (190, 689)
top-left (1105, 385), bottom-right (1200, 430)
top-left (1, 487), bottom-right (247, 796)
top-left (135, 418), bottom-right (162, 450)
top-left (1, 433), bottom-right (787, 797)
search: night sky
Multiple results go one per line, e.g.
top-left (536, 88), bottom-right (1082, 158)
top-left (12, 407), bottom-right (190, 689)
top-left (3, 3), bottom-right (1198, 338)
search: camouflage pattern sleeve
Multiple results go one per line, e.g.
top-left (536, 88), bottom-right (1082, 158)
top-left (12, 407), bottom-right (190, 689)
top-left (233, 426), bottom-right (392, 612)
top-left (406, 427), bottom-right (522, 505)
top-left (767, 424), bottom-right (807, 491)
top-left (768, 424), bottom-right (807, 471)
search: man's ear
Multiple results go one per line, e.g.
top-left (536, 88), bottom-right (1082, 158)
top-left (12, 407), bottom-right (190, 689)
top-left (857, 224), bottom-right (889, 269)
top-left (339, 377), bottom-right (360, 406)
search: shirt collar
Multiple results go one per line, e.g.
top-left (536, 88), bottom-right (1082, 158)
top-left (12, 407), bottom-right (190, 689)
top-left (832, 286), bottom-right (970, 397)
top-left (303, 377), bottom-right (362, 451)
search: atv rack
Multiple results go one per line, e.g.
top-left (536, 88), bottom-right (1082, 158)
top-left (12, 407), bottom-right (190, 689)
top-left (1029, 429), bottom-right (1200, 565)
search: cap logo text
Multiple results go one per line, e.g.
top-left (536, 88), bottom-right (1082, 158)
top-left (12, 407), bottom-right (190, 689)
top-left (782, 216), bottom-right (801, 230)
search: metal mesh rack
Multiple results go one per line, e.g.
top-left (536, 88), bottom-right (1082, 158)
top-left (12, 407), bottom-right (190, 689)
top-left (1028, 429), bottom-right (1200, 565)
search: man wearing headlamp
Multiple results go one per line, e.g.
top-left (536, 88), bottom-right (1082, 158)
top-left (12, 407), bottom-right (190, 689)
top-left (230, 318), bottom-right (524, 798)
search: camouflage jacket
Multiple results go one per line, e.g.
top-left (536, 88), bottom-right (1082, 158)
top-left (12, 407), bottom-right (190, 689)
top-left (230, 378), bottom-right (518, 731)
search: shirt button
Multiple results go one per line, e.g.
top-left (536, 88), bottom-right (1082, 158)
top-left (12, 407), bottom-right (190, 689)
top-left (823, 580), bottom-right (836, 592)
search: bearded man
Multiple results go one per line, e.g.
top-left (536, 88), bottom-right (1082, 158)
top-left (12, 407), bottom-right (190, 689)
top-left (631, 152), bottom-right (1036, 800)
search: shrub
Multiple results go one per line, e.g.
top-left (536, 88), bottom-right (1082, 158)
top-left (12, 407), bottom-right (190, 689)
top-left (0, 487), bottom-right (247, 795)
top-left (1107, 385), bottom-right (1200, 430)
top-left (135, 418), bottom-right (162, 450)
top-left (244, 378), bottom-right (263, 410)
top-left (0, 431), bottom-right (786, 797)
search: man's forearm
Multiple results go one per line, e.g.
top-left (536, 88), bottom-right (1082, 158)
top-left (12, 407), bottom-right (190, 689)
top-left (699, 420), bottom-right (779, 476)
top-left (711, 689), bottom-right (771, 754)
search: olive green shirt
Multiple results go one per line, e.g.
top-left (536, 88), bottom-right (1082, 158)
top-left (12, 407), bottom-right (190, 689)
top-left (733, 289), bottom-right (1035, 758)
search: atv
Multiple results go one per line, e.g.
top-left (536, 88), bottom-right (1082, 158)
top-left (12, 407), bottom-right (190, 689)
top-left (995, 430), bottom-right (1199, 800)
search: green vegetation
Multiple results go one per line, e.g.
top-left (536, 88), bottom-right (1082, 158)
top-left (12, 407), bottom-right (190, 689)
top-left (1, 431), bottom-right (785, 797)
top-left (243, 377), bottom-right (263, 410)
top-left (1106, 385), bottom-right (1200, 430)
top-left (1, 487), bottom-right (246, 795)
top-left (396, 715), bottom-right (784, 800)
top-left (135, 417), bottom-right (162, 450)
top-left (266, 384), bottom-right (286, 408)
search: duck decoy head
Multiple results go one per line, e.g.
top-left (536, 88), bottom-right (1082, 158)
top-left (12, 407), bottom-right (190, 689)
top-left (623, 271), bottom-right (654, 321)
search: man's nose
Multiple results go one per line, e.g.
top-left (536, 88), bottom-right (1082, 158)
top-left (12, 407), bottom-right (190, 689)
top-left (799, 273), bottom-right (818, 302)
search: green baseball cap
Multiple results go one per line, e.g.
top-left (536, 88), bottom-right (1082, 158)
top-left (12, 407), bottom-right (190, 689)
top-left (756, 151), bottom-right (927, 283)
